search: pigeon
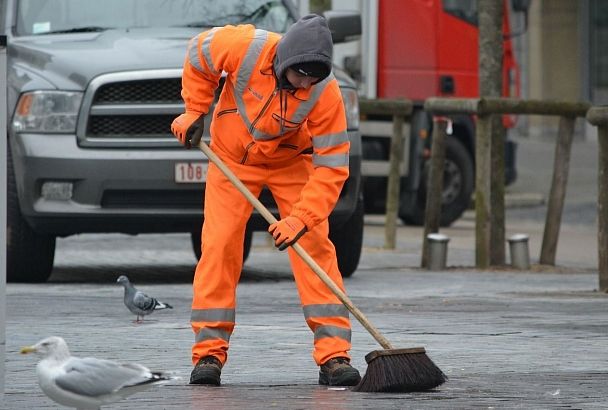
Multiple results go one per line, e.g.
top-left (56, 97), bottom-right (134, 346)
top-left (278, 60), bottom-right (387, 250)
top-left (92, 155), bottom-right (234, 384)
top-left (116, 275), bottom-right (173, 323)
top-left (20, 336), bottom-right (173, 409)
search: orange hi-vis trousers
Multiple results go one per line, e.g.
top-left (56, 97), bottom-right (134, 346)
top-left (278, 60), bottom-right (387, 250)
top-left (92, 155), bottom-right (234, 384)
top-left (191, 152), bottom-right (352, 367)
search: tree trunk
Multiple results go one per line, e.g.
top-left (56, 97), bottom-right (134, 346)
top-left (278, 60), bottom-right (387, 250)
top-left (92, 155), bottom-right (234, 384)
top-left (478, 0), bottom-right (505, 266)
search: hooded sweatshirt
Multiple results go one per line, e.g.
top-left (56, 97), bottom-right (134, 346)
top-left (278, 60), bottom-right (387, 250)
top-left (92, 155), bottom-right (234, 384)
top-left (180, 15), bottom-right (350, 229)
top-left (274, 14), bottom-right (333, 86)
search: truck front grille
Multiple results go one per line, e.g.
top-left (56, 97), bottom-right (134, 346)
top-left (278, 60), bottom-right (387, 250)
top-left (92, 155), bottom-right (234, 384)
top-left (94, 78), bottom-right (182, 104)
top-left (87, 114), bottom-right (175, 137)
top-left (78, 70), bottom-right (186, 147)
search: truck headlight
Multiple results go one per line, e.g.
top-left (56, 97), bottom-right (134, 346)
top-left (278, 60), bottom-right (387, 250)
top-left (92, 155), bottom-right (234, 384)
top-left (340, 88), bottom-right (359, 130)
top-left (12, 91), bottom-right (83, 133)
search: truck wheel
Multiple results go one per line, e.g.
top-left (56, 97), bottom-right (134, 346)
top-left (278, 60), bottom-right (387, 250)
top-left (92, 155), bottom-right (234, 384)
top-left (400, 137), bottom-right (474, 227)
top-left (191, 228), bottom-right (253, 264)
top-left (7, 145), bottom-right (56, 283)
top-left (329, 197), bottom-right (364, 278)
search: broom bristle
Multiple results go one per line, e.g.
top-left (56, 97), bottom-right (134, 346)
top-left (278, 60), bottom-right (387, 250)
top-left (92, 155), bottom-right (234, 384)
top-left (352, 350), bottom-right (447, 393)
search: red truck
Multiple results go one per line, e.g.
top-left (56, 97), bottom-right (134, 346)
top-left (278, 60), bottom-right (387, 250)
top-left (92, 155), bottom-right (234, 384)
top-left (334, 0), bottom-right (528, 226)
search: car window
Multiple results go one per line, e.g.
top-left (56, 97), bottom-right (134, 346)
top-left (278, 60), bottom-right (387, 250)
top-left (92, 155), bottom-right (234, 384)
top-left (15, 0), bottom-right (295, 36)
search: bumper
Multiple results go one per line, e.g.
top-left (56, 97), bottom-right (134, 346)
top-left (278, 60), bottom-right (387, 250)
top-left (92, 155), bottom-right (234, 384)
top-left (12, 132), bottom-right (361, 236)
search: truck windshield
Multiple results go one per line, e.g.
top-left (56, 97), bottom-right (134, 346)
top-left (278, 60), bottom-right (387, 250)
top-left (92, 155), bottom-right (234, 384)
top-left (15, 0), bottom-right (295, 36)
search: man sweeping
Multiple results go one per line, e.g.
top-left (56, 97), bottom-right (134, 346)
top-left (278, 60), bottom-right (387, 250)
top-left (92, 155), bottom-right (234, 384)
top-left (171, 14), bottom-right (361, 387)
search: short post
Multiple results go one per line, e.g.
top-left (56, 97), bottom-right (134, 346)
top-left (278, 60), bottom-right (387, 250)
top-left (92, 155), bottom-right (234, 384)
top-left (598, 120), bottom-right (608, 292)
top-left (384, 113), bottom-right (405, 249)
top-left (508, 234), bottom-right (531, 270)
top-left (427, 233), bottom-right (450, 270)
top-left (421, 117), bottom-right (448, 267)
top-left (0, 34), bottom-right (7, 396)
top-left (359, 99), bottom-right (413, 250)
top-left (586, 106), bottom-right (608, 292)
top-left (540, 115), bottom-right (576, 265)
top-left (490, 115), bottom-right (506, 266)
top-left (475, 114), bottom-right (493, 268)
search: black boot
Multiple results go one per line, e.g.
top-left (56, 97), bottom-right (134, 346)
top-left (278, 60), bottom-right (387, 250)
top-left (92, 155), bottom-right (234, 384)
top-left (319, 357), bottom-right (361, 386)
top-left (190, 356), bottom-right (222, 385)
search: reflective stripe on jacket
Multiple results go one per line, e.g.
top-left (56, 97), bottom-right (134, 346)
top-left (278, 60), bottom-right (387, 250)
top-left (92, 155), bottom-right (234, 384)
top-left (181, 24), bottom-right (350, 230)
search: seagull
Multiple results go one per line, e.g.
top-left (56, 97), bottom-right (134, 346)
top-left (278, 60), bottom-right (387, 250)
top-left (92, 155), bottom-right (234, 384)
top-left (116, 275), bottom-right (173, 323)
top-left (20, 336), bottom-right (173, 409)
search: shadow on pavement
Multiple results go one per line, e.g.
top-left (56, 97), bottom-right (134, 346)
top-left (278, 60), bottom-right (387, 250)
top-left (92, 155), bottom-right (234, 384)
top-left (48, 264), bottom-right (293, 284)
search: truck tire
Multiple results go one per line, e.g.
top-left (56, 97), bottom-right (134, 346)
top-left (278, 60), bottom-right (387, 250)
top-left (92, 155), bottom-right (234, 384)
top-left (191, 228), bottom-right (253, 264)
top-left (329, 197), bottom-right (364, 278)
top-left (7, 145), bottom-right (56, 283)
top-left (400, 137), bottom-right (474, 227)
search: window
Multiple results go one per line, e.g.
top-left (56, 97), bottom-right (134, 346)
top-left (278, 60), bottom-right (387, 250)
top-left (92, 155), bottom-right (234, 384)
top-left (442, 0), bottom-right (478, 26)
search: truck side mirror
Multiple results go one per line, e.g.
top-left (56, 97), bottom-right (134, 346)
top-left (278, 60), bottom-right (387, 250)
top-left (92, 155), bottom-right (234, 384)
top-left (508, 0), bottom-right (531, 38)
top-left (323, 11), bottom-right (361, 44)
top-left (511, 0), bottom-right (531, 13)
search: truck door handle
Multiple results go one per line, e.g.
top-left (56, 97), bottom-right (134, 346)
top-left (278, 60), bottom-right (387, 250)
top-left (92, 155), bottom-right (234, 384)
top-left (440, 75), bottom-right (454, 94)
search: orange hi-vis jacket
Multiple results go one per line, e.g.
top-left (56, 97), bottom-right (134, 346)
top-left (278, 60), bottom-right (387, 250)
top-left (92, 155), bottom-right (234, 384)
top-left (181, 23), bottom-right (350, 230)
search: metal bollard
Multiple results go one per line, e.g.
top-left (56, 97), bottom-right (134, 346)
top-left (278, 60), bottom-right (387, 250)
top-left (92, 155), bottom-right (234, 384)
top-left (508, 234), bottom-right (530, 269)
top-left (427, 233), bottom-right (450, 270)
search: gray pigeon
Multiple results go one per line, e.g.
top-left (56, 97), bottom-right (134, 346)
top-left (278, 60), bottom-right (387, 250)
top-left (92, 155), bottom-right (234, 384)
top-left (116, 275), bottom-right (173, 323)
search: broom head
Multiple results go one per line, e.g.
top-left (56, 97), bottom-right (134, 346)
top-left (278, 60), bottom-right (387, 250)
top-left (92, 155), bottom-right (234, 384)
top-left (352, 347), bottom-right (447, 393)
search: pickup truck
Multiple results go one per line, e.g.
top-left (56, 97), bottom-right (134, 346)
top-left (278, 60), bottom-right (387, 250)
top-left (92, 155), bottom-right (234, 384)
top-left (4, 0), bottom-right (364, 282)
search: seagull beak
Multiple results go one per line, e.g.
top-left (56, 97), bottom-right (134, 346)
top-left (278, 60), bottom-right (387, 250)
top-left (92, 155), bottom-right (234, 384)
top-left (20, 346), bottom-right (37, 354)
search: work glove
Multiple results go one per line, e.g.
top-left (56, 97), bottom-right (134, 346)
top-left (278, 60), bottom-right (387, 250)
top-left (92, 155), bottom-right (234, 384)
top-left (171, 112), bottom-right (205, 149)
top-left (268, 216), bottom-right (307, 251)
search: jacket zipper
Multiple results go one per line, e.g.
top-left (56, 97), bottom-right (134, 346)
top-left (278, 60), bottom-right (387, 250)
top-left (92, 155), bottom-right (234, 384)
top-left (249, 87), bottom-right (278, 135)
top-left (240, 141), bottom-right (255, 164)
top-left (241, 142), bottom-right (299, 164)
top-left (278, 143), bottom-right (298, 150)
top-left (217, 108), bottom-right (237, 118)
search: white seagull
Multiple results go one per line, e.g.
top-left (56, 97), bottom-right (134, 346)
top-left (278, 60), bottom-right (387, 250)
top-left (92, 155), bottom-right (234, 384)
top-left (20, 336), bottom-right (172, 409)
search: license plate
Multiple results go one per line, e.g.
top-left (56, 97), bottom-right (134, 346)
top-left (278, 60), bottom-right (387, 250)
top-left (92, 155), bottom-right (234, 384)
top-left (175, 162), bottom-right (207, 183)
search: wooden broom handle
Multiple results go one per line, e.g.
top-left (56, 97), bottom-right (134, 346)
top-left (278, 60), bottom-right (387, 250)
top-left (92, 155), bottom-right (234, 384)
top-left (197, 139), bottom-right (394, 350)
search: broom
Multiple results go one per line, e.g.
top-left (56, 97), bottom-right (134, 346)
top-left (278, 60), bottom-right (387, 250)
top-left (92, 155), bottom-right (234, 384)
top-left (194, 136), bottom-right (447, 393)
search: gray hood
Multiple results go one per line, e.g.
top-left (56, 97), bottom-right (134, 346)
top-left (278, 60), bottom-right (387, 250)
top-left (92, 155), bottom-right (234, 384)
top-left (274, 14), bottom-right (333, 83)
